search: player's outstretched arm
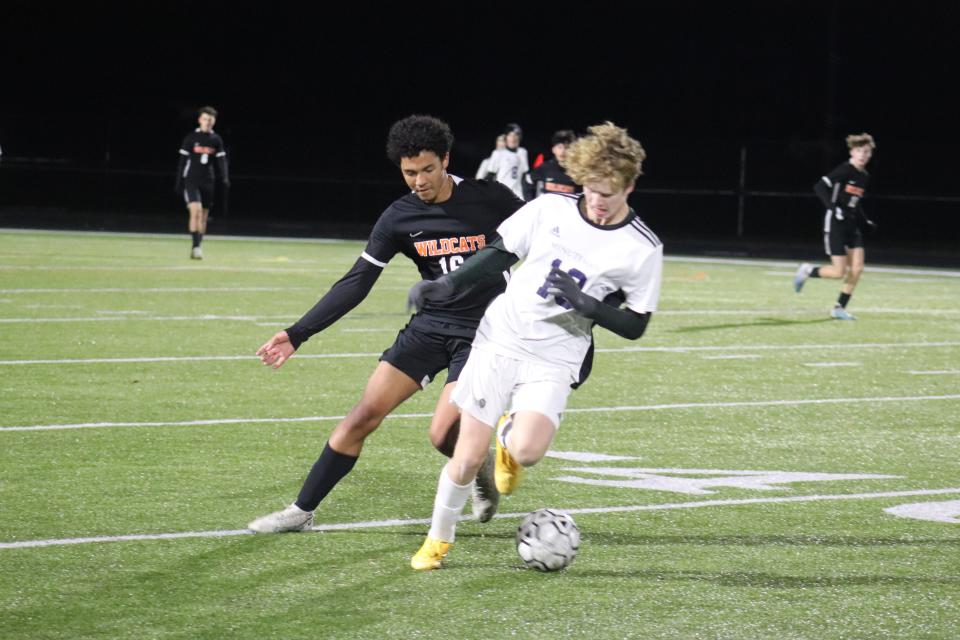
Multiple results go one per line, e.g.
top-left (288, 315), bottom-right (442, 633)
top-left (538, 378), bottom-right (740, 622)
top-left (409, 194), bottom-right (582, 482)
top-left (407, 239), bottom-right (518, 312)
top-left (257, 331), bottom-right (296, 369)
top-left (259, 258), bottom-right (384, 364)
top-left (545, 268), bottom-right (651, 340)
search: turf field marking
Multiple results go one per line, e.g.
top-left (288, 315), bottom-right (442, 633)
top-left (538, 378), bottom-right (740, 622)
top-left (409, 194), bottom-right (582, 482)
top-left (701, 354), bottom-right (761, 360)
top-left (0, 353), bottom-right (380, 366)
top-left (908, 370), bottom-right (960, 375)
top-left (554, 468), bottom-right (898, 495)
top-left (2, 340), bottom-right (958, 366)
top-left (3, 309), bottom-right (958, 323)
top-left (802, 362), bottom-right (861, 367)
top-left (666, 256), bottom-right (960, 278)
top-left (884, 500), bottom-right (960, 523)
top-left (4, 394), bottom-right (959, 432)
top-left (2, 488), bottom-right (958, 550)
top-left (596, 340), bottom-right (960, 354)
top-left (0, 287), bottom-right (308, 293)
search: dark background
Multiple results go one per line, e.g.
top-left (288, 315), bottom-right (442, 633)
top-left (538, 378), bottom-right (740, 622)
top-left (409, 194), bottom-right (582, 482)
top-left (2, 1), bottom-right (958, 262)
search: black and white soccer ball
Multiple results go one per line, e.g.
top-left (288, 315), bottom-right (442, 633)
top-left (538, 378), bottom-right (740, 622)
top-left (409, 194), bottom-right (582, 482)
top-left (515, 508), bottom-right (580, 571)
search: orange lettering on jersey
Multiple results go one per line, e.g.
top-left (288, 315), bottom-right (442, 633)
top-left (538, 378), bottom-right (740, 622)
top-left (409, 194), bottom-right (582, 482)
top-left (544, 182), bottom-right (576, 194)
top-left (193, 145), bottom-right (217, 154)
top-left (413, 234), bottom-right (486, 257)
top-left (844, 184), bottom-right (865, 197)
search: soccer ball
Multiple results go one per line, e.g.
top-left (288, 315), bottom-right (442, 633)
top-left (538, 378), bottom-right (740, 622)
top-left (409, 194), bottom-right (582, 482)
top-left (515, 508), bottom-right (580, 571)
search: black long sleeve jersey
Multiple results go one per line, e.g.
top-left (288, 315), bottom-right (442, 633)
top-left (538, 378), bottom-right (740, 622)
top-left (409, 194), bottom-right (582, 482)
top-left (522, 158), bottom-right (579, 201)
top-left (176, 129), bottom-right (229, 183)
top-left (285, 177), bottom-right (524, 348)
top-left (813, 162), bottom-right (870, 223)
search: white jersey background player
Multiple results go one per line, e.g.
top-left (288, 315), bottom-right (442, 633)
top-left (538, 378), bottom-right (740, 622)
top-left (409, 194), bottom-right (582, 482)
top-left (481, 123), bottom-right (530, 199)
top-left (406, 122), bottom-right (662, 570)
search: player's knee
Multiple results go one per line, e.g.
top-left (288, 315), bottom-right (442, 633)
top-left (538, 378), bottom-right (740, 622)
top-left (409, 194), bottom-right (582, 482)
top-left (510, 442), bottom-right (545, 468)
top-left (850, 264), bottom-right (864, 278)
top-left (343, 401), bottom-right (388, 436)
top-left (450, 452), bottom-right (485, 482)
top-left (429, 421), bottom-right (459, 457)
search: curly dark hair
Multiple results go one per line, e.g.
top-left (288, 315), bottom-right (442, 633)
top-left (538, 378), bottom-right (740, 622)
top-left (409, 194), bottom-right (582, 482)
top-left (386, 115), bottom-right (454, 166)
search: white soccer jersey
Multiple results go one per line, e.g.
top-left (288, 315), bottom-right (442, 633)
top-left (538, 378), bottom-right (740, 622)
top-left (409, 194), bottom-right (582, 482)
top-left (473, 193), bottom-right (663, 382)
top-left (484, 147), bottom-right (529, 198)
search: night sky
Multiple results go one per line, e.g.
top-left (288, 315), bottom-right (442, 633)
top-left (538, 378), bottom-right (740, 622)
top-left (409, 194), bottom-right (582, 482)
top-left (3, 1), bottom-right (959, 247)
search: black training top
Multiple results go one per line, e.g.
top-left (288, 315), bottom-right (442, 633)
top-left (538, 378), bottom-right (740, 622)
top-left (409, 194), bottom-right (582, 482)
top-left (522, 158), bottom-right (579, 201)
top-left (285, 177), bottom-right (524, 348)
top-left (177, 129), bottom-right (229, 183)
top-left (813, 162), bottom-right (870, 220)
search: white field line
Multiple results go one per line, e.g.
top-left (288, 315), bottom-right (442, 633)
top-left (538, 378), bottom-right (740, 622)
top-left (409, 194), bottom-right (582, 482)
top-left (4, 308), bottom-right (958, 323)
top-left (2, 487), bottom-right (958, 550)
top-left (0, 229), bottom-right (350, 244)
top-left (2, 237), bottom-right (957, 277)
top-left (0, 265), bottom-right (353, 275)
top-left (2, 340), bottom-right (959, 366)
top-left (2, 230), bottom-right (957, 276)
top-left (0, 287), bottom-right (308, 294)
top-left (702, 355), bottom-right (762, 360)
top-left (665, 255), bottom-right (960, 278)
top-left (0, 315), bottom-right (301, 324)
top-left (4, 394), bottom-right (960, 433)
top-left (909, 370), bottom-right (960, 375)
top-left (595, 340), bottom-right (960, 354)
top-left (803, 362), bottom-right (861, 368)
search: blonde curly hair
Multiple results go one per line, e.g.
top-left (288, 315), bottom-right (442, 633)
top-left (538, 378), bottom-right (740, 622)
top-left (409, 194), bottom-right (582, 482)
top-left (846, 133), bottom-right (876, 150)
top-left (561, 122), bottom-right (645, 191)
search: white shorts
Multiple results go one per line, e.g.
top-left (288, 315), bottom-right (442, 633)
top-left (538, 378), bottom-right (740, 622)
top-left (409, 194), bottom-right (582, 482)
top-left (450, 347), bottom-right (572, 428)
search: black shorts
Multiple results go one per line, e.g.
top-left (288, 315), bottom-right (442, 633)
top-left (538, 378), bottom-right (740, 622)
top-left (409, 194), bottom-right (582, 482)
top-left (380, 315), bottom-right (475, 389)
top-left (183, 181), bottom-right (215, 209)
top-left (823, 209), bottom-right (864, 256)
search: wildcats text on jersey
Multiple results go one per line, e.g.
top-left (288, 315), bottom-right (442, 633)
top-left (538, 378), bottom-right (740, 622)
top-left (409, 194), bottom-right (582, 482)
top-left (413, 235), bottom-right (487, 257)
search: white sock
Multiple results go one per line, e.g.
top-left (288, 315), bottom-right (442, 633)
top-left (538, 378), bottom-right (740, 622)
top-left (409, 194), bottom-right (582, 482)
top-left (427, 464), bottom-right (472, 543)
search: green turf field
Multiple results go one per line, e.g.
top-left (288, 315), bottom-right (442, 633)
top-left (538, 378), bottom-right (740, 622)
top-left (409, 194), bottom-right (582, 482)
top-left (1, 229), bottom-right (958, 639)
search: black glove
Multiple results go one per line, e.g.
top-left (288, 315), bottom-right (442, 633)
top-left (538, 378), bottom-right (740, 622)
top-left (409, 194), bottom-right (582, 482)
top-left (545, 267), bottom-right (596, 314)
top-left (407, 276), bottom-right (455, 312)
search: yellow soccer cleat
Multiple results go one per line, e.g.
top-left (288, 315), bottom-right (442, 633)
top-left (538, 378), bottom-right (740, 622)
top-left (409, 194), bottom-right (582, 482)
top-left (411, 536), bottom-right (452, 571)
top-left (495, 414), bottom-right (524, 495)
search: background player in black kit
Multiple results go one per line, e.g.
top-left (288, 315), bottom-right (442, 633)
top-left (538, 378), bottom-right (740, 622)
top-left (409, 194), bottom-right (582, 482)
top-left (793, 133), bottom-right (877, 320)
top-left (248, 115), bottom-right (524, 533)
top-left (175, 106), bottom-right (229, 260)
top-left (522, 129), bottom-right (579, 201)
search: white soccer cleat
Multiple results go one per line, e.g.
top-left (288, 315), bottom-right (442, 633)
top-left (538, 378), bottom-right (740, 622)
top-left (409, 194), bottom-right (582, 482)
top-left (793, 263), bottom-right (812, 293)
top-left (248, 503), bottom-right (314, 533)
top-left (830, 305), bottom-right (857, 320)
top-left (191, 246), bottom-right (203, 260)
top-left (471, 448), bottom-right (500, 523)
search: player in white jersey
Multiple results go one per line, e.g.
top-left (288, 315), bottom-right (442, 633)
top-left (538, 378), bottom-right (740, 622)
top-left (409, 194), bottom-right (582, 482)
top-left (480, 123), bottom-right (530, 198)
top-left (406, 122), bottom-right (662, 569)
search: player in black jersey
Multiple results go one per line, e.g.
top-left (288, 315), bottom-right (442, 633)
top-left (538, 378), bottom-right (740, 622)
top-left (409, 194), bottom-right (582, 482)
top-left (174, 106), bottom-right (229, 260)
top-left (247, 115), bottom-right (524, 534)
top-left (793, 133), bottom-right (877, 320)
top-left (522, 129), bottom-right (579, 201)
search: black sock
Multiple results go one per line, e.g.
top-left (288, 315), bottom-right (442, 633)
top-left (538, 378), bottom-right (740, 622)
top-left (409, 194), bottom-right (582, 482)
top-left (294, 442), bottom-right (359, 511)
top-left (191, 232), bottom-right (201, 248)
top-left (810, 267), bottom-right (820, 278)
top-left (837, 292), bottom-right (851, 308)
